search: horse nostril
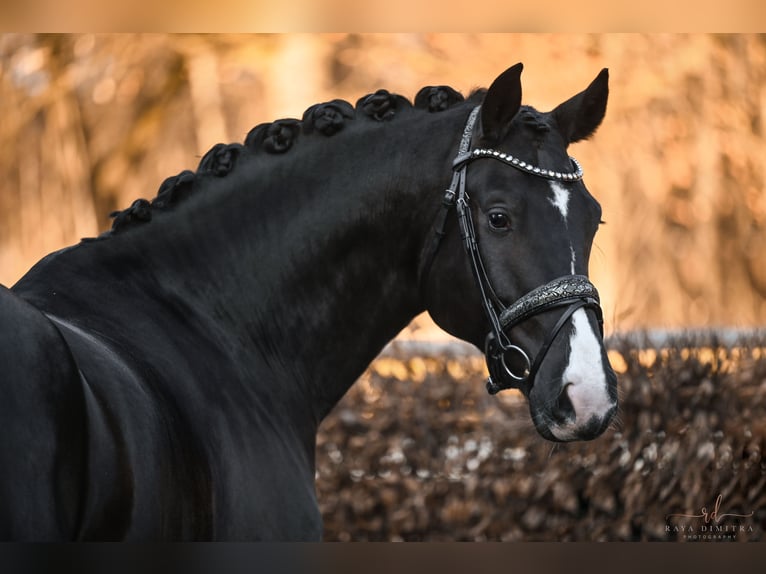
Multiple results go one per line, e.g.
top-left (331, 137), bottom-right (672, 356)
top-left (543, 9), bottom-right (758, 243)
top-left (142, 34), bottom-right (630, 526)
top-left (553, 383), bottom-right (576, 422)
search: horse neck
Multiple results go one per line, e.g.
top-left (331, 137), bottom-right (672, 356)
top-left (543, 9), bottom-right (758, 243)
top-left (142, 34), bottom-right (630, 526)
top-left (72, 109), bottom-right (463, 422)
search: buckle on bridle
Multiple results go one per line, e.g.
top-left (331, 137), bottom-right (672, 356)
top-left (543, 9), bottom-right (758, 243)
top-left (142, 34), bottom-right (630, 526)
top-left (485, 333), bottom-right (531, 395)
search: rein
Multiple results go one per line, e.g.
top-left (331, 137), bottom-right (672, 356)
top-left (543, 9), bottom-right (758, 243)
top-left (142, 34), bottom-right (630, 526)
top-left (424, 106), bottom-right (604, 395)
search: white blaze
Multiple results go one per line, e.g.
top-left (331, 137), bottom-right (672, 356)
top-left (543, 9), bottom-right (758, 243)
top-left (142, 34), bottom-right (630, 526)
top-left (569, 245), bottom-right (577, 275)
top-left (548, 181), bottom-right (570, 220)
top-left (547, 180), bottom-right (613, 439)
top-left (559, 309), bottom-right (613, 427)
top-left (548, 181), bottom-right (577, 274)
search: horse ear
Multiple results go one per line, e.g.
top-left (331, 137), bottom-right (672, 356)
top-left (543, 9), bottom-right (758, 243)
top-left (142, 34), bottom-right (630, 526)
top-left (479, 63), bottom-right (523, 145)
top-left (553, 68), bottom-right (609, 144)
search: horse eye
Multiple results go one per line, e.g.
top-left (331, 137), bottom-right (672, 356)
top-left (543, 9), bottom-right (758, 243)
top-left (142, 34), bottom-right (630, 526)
top-left (488, 212), bottom-right (510, 230)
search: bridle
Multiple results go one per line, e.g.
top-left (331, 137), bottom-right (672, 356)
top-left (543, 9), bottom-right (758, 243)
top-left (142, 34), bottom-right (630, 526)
top-left (423, 105), bottom-right (604, 395)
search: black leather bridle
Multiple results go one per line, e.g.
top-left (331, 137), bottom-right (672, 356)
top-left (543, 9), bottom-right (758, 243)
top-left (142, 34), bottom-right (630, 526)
top-left (423, 106), bottom-right (604, 395)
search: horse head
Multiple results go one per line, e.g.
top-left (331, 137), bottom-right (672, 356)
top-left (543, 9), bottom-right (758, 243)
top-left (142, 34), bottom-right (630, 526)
top-left (422, 64), bottom-right (618, 442)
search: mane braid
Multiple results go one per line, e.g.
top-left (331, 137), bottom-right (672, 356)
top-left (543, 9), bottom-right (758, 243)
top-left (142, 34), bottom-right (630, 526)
top-left (355, 89), bottom-right (412, 121)
top-left (98, 82), bottom-right (469, 239)
top-left (245, 120), bottom-right (301, 154)
top-left (198, 144), bottom-right (244, 176)
top-left (414, 86), bottom-right (464, 112)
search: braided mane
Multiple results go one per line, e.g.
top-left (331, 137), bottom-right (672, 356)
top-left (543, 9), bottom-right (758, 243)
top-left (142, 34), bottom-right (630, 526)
top-left (102, 85), bottom-right (474, 237)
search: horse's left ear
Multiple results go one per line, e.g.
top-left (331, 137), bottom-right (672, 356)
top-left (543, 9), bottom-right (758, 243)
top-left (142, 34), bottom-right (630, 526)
top-left (480, 63), bottom-right (524, 145)
top-left (553, 68), bottom-right (609, 144)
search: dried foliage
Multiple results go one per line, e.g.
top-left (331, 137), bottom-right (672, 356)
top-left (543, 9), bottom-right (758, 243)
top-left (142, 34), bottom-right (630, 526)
top-left (316, 338), bottom-right (766, 541)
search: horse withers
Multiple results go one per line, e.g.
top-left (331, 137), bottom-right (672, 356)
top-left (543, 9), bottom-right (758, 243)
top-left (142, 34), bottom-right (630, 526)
top-left (2, 63), bottom-right (617, 540)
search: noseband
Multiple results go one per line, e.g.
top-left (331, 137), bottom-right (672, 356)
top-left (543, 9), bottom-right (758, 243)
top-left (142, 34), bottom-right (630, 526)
top-left (424, 106), bottom-right (604, 395)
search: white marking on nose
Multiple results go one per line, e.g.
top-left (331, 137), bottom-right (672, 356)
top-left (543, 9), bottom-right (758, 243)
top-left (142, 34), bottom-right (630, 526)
top-left (549, 182), bottom-right (577, 275)
top-left (548, 181), bottom-right (570, 221)
top-left (560, 308), bottom-right (613, 422)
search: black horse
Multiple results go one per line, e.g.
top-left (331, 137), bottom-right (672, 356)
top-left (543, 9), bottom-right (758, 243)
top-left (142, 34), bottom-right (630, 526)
top-left (0, 63), bottom-right (617, 540)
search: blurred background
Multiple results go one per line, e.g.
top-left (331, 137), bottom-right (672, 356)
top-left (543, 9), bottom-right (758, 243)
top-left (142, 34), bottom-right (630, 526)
top-left (1, 33), bottom-right (765, 331)
top-left (1, 34), bottom-right (765, 541)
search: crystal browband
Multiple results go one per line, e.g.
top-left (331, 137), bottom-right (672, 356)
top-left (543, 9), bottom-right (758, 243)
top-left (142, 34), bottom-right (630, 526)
top-left (469, 148), bottom-right (584, 182)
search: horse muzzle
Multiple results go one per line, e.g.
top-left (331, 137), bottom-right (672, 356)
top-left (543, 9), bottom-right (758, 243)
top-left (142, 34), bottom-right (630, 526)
top-left (484, 274), bottom-right (604, 395)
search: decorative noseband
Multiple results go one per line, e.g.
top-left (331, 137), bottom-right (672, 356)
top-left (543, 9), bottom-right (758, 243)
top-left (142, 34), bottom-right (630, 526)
top-left (424, 105), bottom-right (604, 395)
top-left (499, 274), bottom-right (600, 330)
